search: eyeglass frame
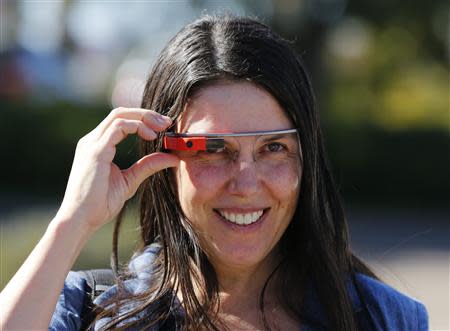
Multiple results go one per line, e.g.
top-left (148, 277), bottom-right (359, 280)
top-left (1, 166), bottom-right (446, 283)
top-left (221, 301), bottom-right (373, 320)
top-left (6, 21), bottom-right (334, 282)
top-left (163, 128), bottom-right (299, 152)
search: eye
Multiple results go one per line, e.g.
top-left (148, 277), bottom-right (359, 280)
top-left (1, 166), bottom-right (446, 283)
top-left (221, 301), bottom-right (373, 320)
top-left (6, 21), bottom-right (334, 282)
top-left (265, 142), bottom-right (285, 152)
top-left (206, 147), bottom-right (226, 154)
top-left (198, 147), bottom-right (230, 160)
top-left (196, 146), bottom-right (234, 164)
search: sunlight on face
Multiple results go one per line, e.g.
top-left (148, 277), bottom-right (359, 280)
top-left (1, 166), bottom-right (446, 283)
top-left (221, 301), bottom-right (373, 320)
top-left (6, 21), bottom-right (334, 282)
top-left (174, 81), bottom-right (302, 272)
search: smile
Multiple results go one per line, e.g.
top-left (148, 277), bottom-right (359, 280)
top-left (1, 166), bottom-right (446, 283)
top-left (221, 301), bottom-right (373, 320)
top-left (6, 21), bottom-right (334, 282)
top-left (215, 209), bottom-right (266, 225)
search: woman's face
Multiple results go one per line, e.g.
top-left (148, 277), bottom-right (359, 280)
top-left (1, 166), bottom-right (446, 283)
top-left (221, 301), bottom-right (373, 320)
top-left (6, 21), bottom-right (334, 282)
top-left (174, 81), bottom-right (302, 271)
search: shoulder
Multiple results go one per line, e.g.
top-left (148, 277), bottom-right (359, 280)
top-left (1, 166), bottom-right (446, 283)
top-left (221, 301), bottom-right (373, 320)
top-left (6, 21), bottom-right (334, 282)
top-left (49, 243), bottom-right (161, 330)
top-left (49, 271), bottom-right (89, 331)
top-left (353, 273), bottom-right (428, 331)
top-left (93, 243), bottom-right (163, 329)
top-left (95, 242), bottom-right (161, 303)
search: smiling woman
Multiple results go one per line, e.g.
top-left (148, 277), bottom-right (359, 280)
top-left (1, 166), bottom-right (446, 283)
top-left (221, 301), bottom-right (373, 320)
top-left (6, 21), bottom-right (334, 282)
top-left (0, 15), bottom-right (428, 331)
top-left (174, 82), bottom-right (301, 280)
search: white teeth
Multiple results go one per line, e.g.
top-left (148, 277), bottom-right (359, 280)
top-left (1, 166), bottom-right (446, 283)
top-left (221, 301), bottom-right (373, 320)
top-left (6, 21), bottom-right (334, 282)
top-left (218, 210), bottom-right (264, 225)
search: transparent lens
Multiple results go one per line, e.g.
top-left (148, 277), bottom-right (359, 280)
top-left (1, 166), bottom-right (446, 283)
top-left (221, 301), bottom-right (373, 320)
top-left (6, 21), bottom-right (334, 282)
top-left (175, 131), bottom-right (300, 171)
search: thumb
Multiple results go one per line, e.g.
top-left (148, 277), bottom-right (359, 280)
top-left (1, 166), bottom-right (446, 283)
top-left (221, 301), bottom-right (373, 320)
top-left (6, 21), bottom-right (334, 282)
top-left (122, 152), bottom-right (179, 196)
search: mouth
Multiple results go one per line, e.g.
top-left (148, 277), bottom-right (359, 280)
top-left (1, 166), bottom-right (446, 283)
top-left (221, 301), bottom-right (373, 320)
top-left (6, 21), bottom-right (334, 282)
top-left (213, 208), bottom-right (269, 226)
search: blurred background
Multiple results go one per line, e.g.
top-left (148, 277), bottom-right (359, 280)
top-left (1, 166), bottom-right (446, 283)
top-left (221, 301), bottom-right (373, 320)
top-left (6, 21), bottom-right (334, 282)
top-left (0, 0), bottom-right (448, 329)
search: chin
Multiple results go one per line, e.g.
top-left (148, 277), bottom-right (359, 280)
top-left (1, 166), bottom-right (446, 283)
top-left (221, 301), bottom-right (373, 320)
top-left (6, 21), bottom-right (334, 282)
top-left (206, 242), bottom-right (274, 270)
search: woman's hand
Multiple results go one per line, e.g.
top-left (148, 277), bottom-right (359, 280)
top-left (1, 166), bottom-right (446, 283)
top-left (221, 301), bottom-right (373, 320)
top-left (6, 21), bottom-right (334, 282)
top-left (55, 107), bottom-right (179, 232)
top-left (0, 107), bottom-right (179, 330)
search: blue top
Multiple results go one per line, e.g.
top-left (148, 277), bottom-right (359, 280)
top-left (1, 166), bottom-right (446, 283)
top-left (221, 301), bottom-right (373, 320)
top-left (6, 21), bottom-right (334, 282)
top-left (49, 244), bottom-right (428, 331)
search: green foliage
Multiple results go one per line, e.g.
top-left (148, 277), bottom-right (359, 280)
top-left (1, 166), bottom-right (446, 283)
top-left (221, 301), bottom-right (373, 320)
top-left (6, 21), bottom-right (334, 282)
top-left (324, 122), bottom-right (449, 206)
top-left (0, 100), bottom-right (139, 197)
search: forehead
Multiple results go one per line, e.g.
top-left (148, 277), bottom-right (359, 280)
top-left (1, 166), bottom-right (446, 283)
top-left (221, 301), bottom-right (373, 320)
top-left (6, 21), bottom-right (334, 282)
top-left (177, 81), bottom-right (293, 133)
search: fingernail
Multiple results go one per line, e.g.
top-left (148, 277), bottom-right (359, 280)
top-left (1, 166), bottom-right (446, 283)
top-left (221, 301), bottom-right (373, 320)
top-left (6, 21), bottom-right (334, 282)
top-left (158, 115), bottom-right (172, 124)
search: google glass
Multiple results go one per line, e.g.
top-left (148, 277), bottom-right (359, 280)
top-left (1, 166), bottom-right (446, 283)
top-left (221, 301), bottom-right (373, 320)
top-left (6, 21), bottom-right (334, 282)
top-left (163, 128), bottom-right (298, 152)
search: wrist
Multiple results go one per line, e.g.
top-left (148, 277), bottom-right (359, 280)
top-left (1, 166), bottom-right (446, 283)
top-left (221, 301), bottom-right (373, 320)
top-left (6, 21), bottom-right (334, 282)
top-left (48, 213), bottom-right (96, 247)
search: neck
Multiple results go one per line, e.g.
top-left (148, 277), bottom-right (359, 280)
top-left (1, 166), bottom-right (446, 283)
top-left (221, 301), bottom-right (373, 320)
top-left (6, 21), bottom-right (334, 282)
top-left (176, 251), bottom-right (282, 311)
top-left (175, 252), bottom-right (291, 330)
top-left (213, 253), bottom-right (281, 312)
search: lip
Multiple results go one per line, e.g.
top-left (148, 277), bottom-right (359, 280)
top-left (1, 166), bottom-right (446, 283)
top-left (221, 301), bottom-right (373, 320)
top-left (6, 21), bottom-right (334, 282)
top-left (213, 208), bottom-right (270, 232)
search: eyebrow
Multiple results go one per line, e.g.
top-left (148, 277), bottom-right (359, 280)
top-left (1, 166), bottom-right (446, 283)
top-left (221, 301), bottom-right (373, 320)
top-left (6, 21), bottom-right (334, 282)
top-left (258, 133), bottom-right (298, 143)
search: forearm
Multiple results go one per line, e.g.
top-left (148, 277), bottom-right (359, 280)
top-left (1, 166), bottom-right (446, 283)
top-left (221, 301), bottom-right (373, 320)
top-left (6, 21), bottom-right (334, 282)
top-left (0, 216), bottom-right (93, 330)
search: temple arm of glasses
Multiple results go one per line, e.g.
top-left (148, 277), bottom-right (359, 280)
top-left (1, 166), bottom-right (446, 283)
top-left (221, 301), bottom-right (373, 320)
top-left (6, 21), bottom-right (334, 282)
top-left (164, 128), bottom-right (298, 138)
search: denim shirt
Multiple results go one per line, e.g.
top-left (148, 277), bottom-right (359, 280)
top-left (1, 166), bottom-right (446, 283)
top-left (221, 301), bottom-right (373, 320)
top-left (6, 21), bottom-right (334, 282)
top-left (49, 245), bottom-right (428, 331)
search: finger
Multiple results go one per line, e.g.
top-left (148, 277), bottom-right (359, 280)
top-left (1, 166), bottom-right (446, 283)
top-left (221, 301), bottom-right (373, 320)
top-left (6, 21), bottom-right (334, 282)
top-left (100, 118), bottom-right (157, 147)
top-left (92, 107), bottom-right (172, 139)
top-left (122, 152), bottom-right (180, 197)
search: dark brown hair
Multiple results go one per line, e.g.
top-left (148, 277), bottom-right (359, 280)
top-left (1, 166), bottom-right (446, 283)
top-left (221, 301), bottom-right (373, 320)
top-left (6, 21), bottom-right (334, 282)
top-left (96, 14), bottom-right (376, 331)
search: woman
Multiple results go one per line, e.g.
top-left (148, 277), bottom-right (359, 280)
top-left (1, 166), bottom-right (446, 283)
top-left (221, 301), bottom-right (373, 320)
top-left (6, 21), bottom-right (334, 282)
top-left (0, 15), bottom-right (428, 331)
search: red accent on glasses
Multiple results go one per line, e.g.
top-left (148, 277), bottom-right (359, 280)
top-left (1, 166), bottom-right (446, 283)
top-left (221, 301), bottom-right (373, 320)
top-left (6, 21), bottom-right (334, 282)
top-left (163, 136), bottom-right (207, 151)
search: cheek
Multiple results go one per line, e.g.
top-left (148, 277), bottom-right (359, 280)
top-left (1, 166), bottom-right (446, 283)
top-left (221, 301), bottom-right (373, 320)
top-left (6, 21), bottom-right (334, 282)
top-left (176, 161), bottom-right (228, 211)
top-left (261, 162), bottom-right (301, 201)
top-left (176, 159), bottom-right (302, 211)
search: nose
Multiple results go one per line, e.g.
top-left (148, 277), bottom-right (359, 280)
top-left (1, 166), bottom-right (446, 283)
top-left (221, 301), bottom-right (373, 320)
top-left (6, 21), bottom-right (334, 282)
top-left (227, 156), bottom-right (261, 197)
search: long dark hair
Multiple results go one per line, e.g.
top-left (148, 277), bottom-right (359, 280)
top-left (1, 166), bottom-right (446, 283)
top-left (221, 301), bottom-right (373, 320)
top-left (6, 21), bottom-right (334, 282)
top-left (95, 14), bottom-right (376, 331)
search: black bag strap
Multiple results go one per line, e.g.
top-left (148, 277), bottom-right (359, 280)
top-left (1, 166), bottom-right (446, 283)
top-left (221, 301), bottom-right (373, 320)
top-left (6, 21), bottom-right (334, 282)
top-left (77, 269), bottom-right (116, 301)
top-left (77, 269), bottom-right (115, 330)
